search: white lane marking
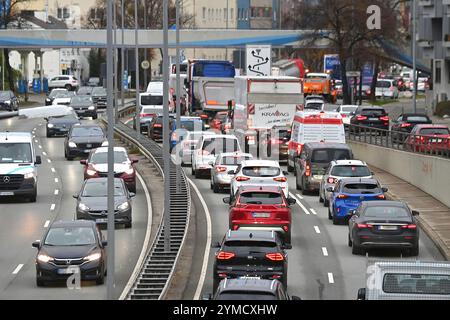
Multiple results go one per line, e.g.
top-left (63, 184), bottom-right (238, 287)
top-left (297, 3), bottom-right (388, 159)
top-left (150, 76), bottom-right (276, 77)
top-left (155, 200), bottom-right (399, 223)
top-left (33, 128), bottom-right (36, 131)
top-left (51, 168), bottom-right (56, 173)
top-left (322, 247), bottom-right (329, 256)
top-left (119, 172), bottom-right (153, 300)
top-left (47, 159), bottom-right (51, 163)
top-left (39, 123), bottom-right (42, 126)
top-left (54, 178), bottom-right (58, 183)
top-left (54, 189), bottom-right (59, 195)
top-left (189, 177), bottom-right (212, 300)
top-left (296, 193), bottom-right (304, 200)
top-left (289, 193), bottom-right (311, 215)
top-left (12, 264), bottom-right (24, 275)
top-left (35, 140), bottom-right (38, 143)
top-left (328, 272), bottom-right (335, 284)
top-left (44, 220), bottom-right (50, 228)
top-left (50, 203), bottom-right (56, 211)
top-left (314, 226), bottom-right (321, 234)
top-left (310, 208), bottom-right (318, 215)
top-left (32, 135), bottom-right (35, 138)
top-left (38, 145), bottom-right (42, 149)
top-left (43, 152), bottom-right (47, 156)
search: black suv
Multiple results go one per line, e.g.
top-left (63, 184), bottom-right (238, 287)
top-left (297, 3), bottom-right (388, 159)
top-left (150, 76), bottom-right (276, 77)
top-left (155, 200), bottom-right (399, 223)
top-left (64, 124), bottom-right (107, 160)
top-left (212, 230), bottom-right (291, 293)
top-left (349, 106), bottom-right (390, 133)
top-left (205, 278), bottom-right (300, 300)
top-left (295, 142), bottom-right (353, 194)
top-left (391, 113), bottom-right (432, 144)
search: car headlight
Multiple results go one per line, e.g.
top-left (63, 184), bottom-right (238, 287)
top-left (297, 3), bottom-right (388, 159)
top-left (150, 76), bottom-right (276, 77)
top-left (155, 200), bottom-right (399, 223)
top-left (78, 203), bottom-right (90, 212)
top-left (37, 254), bottom-right (53, 263)
top-left (124, 167), bottom-right (134, 175)
top-left (84, 252), bottom-right (101, 262)
top-left (46, 98), bottom-right (51, 102)
top-left (101, 141), bottom-right (108, 147)
top-left (117, 202), bottom-right (130, 212)
top-left (68, 141), bottom-right (77, 148)
top-left (88, 106), bottom-right (95, 110)
top-left (5, 100), bottom-right (10, 104)
top-left (86, 169), bottom-right (97, 176)
top-left (24, 172), bottom-right (35, 179)
top-left (47, 123), bottom-right (54, 128)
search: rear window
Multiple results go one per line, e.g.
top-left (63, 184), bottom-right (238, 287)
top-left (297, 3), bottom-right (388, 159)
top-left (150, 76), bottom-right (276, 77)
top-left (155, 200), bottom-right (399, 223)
top-left (202, 138), bottom-right (239, 154)
top-left (179, 120), bottom-right (203, 132)
top-left (216, 292), bottom-right (277, 300)
top-left (305, 103), bottom-right (323, 110)
top-left (331, 165), bottom-right (371, 177)
top-left (242, 166), bottom-right (280, 177)
top-left (141, 95), bottom-right (163, 106)
top-left (224, 240), bottom-right (277, 248)
top-left (239, 192), bottom-right (283, 205)
top-left (342, 183), bottom-right (380, 194)
top-left (363, 206), bottom-right (411, 218)
top-left (419, 128), bottom-right (450, 135)
top-left (376, 81), bottom-right (391, 88)
top-left (361, 109), bottom-right (386, 116)
top-left (221, 156), bottom-right (252, 165)
top-left (405, 116), bottom-right (429, 122)
top-left (383, 274), bottom-right (450, 295)
top-left (311, 149), bottom-right (351, 163)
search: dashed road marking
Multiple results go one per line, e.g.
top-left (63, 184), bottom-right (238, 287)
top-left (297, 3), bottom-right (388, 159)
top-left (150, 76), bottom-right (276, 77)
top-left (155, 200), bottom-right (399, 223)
top-left (328, 272), bottom-right (334, 284)
top-left (289, 193), bottom-right (311, 215)
top-left (51, 168), bottom-right (56, 173)
top-left (12, 264), bottom-right (24, 275)
top-left (35, 140), bottom-right (38, 143)
top-left (50, 203), bottom-right (56, 211)
top-left (310, 208), bottom-right (318, 215)
top-left (296, 193), bottom-right (304, 200)
top-left (322, 247), bottom-right (329, 256)
top-left (38, 145), bottom-right (42, 149)
top-left (44, 220), bottom-right (50, 228)
top-left (54, 178), bottom-right (58, 183)
top-left (42, 152), bottom-right (47, 156)
top-left (314, 226), bottom-right (321, 234)
top-left (54, 189), bottom-right (59, 195)
top-left (47, 159), bottom-right (51, 163)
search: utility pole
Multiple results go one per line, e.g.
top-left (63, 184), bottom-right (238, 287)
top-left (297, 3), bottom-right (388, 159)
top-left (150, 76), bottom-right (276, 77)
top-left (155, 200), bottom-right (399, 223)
top-left (135, 0), bottom-right (140, 131)
top-left (113, 0), bottom-right (118, 124)
top-left (121, 0), bottom-right (125, 110)
top-left (412, 0), bottom-right (417, 113)
top-left (176, 0), bottom-right (181, 192)
top-left (105, 0), bottom-right (115, 301)
top-left (143, 0), bottom-right (147, 86)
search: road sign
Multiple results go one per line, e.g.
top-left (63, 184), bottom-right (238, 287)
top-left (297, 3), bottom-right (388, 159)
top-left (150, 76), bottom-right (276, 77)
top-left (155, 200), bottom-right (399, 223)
top-left (246, 45), bottom-right (271, 76)
top-left (141, 60), bottom-right (150, 70)
top-left (346, 71), bottom-right (361, 77)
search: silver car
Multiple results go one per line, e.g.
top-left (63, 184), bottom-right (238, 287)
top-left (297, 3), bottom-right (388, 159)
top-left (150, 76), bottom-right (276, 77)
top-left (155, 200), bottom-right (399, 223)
top-left (319, 160), bottom-right (372, 207)
top-left (179, 131), bottom-right (216, 165)
top-left (209, 152), bottom-right (253, 193)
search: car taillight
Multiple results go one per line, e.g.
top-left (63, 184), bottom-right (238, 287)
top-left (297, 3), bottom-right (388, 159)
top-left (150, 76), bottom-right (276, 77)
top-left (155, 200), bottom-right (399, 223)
top-left (215, 166), bottom-right (227, 173)
top-left (356, 115), bottom-right (367, 121)
top-left (154, 124), bottom-right (162, 128)
top-left (297, 144), bottom-right (302, 156)
top-left (337, 194), bottom-right (348, 199)
top-left (200, 114), bottom-right (208, 119)
top-left (305, 165), bottom-right (311, 177)
top-left (401, 224), bottom-right (417, 229)
top-left (376, 194), bottom-right (386, 199)
top-left (265, 253), bottom-right (284, 261)
top-left (217, 252), bottom-right (235, 260)
top-left (282, 225), bottom-right (289, 232)
top-left (366, 90), bottom-right (371, 95)
top-left (380, 116), bottom-right (390, 121)
top-left (357, 223), bottom-right (373, 229)
top-left (236, 176), bottom-right (250, 182)
top-left (401, 123), bottom-right (412, 128)
top-left (273, 177), bottom-right (287, 182)
top-left (232, 225), bottom-right (239, 230)
top-left (218, 273), bottom-right (228, 278)
top-left (328, 177), bottom-right (336, 184)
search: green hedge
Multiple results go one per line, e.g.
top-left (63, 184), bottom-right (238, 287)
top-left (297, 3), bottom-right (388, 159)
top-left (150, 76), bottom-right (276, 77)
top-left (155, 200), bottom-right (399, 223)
top-left (435, 101), bottom-right (450, 117)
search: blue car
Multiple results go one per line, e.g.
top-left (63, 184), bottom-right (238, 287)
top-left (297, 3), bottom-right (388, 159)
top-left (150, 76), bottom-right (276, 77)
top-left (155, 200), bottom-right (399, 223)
top-left (170, 116), bottom-right (204, 150)
top-left (327, 178), bottom-right (388, 225)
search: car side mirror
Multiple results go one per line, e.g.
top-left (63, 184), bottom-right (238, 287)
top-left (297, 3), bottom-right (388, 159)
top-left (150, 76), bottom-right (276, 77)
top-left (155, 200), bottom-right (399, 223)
top-left (202, 293), bottom-right (212, 301)
top-left (72, 194), bottom-right (79, 199)
top-left (287, 198), bottom-right (296, 206)
top-left (35, 156), bottom-right (42, 165)
top-left (412, 210), bottom-right (420, 216)
top-left (212, 241), bottom-right (221, 248)
top-left (227, 170), bottom-right (235, 175)
top-left (326, 186), bottom-right (334, 192)
top-left (357, 288), bottom-right (366, 300)
top-left (32, 240), bottom-right (41, 248)
top-left (291, 295), bottom-right (302, 301)
top-left (282, 244), bottom-right (292, 250)
top-left (382, 187), bottom-right (388, 193)
top-left (80, 159), bottom-right (87, 165)
top-left (223, 197), bottom-right (231, 204)
top-left (129, 192), bottom-right (136, 198)
top-left (101, 240), bottom-right (108, 247)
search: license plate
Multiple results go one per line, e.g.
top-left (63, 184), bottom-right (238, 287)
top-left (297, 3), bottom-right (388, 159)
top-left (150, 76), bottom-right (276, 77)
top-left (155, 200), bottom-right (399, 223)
top-left (96, 218), bottom-right (108, 223)
top-left (313, 175), bottom-right (323, 180)
top-left (252, 212), bottom-right (270, 218)
top-left (0, 192), bottom-right (14, 196)
top-left (84, 150), bottom-right (90, 153)
top-left (379, 225), bottom-right (397, 230)
top-left (369, 117), bottom-right (379, 121)
top-left (86, 144), bottom-right (92, 148)
top-left (57, 269), bottom-right (72, 275)
top-left (239, 276), bottom-right (260, 280)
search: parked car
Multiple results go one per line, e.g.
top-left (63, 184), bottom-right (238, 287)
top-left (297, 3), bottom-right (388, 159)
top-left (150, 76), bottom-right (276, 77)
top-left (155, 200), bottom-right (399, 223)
top-left (375, 79), bottom-right (399, 99)
top-left (327, 178), bottom-right (388, 225)
top-left (404, 124), bottom-right (450, 153)
top-left (48, 75), bottom-right (79, 91)
top-left (319, 160), bottom-right (372, 207)
top-left (348, 200), bottom-right (420, 256)
top-left (349, 106), bottom-right (390, 133)
top-left (46, 111), bottom-right (81, 137)
top-left (45, 88), bottom-right (68, 106)
top-left (211, 230), bottom-right (291, 293)
top-left (74, 177), bottom-right (134, 228)
top-left (335, 105), bottom-right (358, 125)
top-left (224, 186), bottom-right (295, 244)
top-left (80, 147), bottom-right (138, 192)
top-left (210, 152), bottom-right (253, 193)
top-left (230, 160), bottom-right (289, 198)
top-left (32, 220), bottom-right (107, 286)
top-left (295, 142), bottom-right (353, 194)
top-left (69, 95), bottom-right (97, 119)
top-left (0, 90), bottom-right (19, 111)
top-left (52, 91), bottom-right (76, 106)
top-left (391, 113), bottom-right (432, 144)
top-left (91, 87), bottom-right (107, 109)
top-left (64, 124), bottom-right (107, 160)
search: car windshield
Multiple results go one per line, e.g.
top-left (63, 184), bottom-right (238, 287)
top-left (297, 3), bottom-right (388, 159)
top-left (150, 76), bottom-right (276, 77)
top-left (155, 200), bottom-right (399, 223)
top-left (216, 113), bottom-right (228, 121)
top-left (216, 292), bottom-right (278, 300)
top-left (179, 120), bottom-right (202, 131)
top-left (202, 138), bottom-right (239, 154)
top-left (361, 109), bottom-right (386, 116)
top-left (331, 165), bottom-right (371, 177)
top-left (383, 274), bottom-right (450, 295)
top-left (305, 103), bottom-right (323, 110)
top-left (0, 92), bottom-right (10, 99)
top-left (44, 227), bottom-right (96, 246)
top-left (0, 143), bottom-right (32, 163)
top-left (77, 87), bottom-right (93, 95)
top-left (220, 155), bottom-right (252, 165)
top-left (71, 126), bottom-right (104, 137)
top-left (239, 192), bottom-right (283, 205)
top-left (49, 90), bottom-right (67, 98)
top-left (82, 180), bottom-right (125, 197)
top-left (242, 166), bottom-right (281, 177)
top-left (419, 128), bottom-right (450, 135)
top-left (363, 206), bottom-right (411, 218)
top-left (323, 105), bottom-right (337, 112)
top-left (141, 95), bottom-right (163, 106)
top-left (224, 240), bottom-right (277, 248)
top-left (55, 92), bottom-right (75, 98)
top-left (71, 96), bottom-right (92, 104)
top-left (342, 183), bottom-right (380, 194)
top-left (311, 149), bottom-right (351, 163)
top-left (341, 106), bottom-right (358, 113)
top-left (406, 116), bottom-right (429, 122)
top-left (187, 132), bottom-right (210, 141)
top-left (92, 87), bottom-right (106, 95)
top-left (90, 151), bottom-right (129, 164)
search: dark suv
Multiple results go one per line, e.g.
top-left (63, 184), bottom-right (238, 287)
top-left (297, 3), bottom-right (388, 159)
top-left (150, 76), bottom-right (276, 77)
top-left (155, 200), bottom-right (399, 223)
top-left (391, 113), bottom-right (432, 144)
top-left (349, 106), bottom-right (390, 133)
top-left (212, 230), bottom-right (290, 293)
top-left (295, 142), bottom-right (353, 194)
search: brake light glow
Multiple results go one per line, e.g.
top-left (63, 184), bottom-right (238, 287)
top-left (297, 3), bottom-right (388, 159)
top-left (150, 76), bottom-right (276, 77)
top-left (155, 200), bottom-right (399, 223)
top-left (200, 114), bottom-right (209, 119)
top-left (380, 116), bottom-right (390, 121)
top-left (265, 253), bottom-right (284, 261)
top-left (154, 124), bottom-right (162, 128)
top-left (401, 123), bottom-right (412, 128)
top-left (401, 224), bottom-right (417, 229)
top-left (236, 176), bottom-right (250, 182)
top-left (282, 225), bottom-right (289, 232)
top-left (273, 177), bottom-right (287, 182)
top-left (356, 116), bottom-right (367, 121)
top-left (217, 252), bottom-right (235, 260)
top-left (233, 225), bottom-right (239, 230)
top-left (357, 223), bottom-right (373, 229)
top-left (215, 166), bottom-right (227, 173)
top-left (305, 165), bottom-right (311, 177)
top-left (376, 194), bottom-right (386, 199)
top-left (337, 194), bottom-right (348, 199)
top-left (218, 273), bottom-right (228, 278)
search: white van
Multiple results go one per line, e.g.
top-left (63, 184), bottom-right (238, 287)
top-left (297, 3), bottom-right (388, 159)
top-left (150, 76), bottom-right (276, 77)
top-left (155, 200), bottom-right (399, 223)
top-left (0, 132), bottom-right (42, 202)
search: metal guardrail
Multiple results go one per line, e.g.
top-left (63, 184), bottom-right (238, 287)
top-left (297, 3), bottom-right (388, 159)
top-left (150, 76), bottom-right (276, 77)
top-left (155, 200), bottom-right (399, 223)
top-left (102, 102), bottom-right (191, 300)
top-left (346, 124), bottom-right (450, 158)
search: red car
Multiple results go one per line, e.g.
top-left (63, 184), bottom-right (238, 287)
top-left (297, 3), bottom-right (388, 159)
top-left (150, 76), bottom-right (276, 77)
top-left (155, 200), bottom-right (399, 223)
top-left (81, 147), bottom-right (138, 192)
top-left (223, 186), bottom-right (296, 244)
top-left (404, 124), bottom-right (450, 154)
top-left (211, 111), bottom-right (229, 131)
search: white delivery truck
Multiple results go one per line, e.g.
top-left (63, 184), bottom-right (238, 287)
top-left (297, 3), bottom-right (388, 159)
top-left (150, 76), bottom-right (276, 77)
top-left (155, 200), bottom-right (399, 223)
top-left (232, 76), bottom-right (304, 155)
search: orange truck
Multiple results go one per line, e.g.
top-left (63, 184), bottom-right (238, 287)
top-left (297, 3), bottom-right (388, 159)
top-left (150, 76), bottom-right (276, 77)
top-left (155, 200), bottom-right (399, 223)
top-left (303, 72), bottom-right (337, 103)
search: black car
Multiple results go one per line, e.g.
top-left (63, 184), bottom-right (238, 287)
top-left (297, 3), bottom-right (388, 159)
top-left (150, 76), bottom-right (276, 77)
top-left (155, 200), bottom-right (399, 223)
top-left (45, 88), bottom-right (68, 105)
top-left (391, 113), bottom-right (432, 144)
top-left (148, 115), bottom-right (174, 141)
top-left (77, 86), bottom-right (94, 96)
top-left (91, 87), bottom-right (107, 109)
top-left (348, 200), bottom-right (420, 256)
top-left (349, 106), bottom-right (390, 133)
top-left (205, 278), bottom-right (300, 300)
top-left (212, 230), bottom-right (290, 293)
top-left (295, 142), bottom-right (353, 194)
top-left (64, 124), bottom-right (107, 160)
top-left (32, 220), bottom-right (107, 286)
top-left (46, 112), bottom-right (81, 137)
top-left (74, 178), bottom-right (134, 228)
top-left (0, 90), bottom-right (19, 111)
top-left (70, 95), bottom-right (97, 119)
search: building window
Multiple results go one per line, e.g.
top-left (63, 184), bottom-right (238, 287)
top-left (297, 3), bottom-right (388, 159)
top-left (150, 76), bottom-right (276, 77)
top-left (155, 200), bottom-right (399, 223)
top-left (63, 7), bottom-right (69, 19)
top-left (224, 8), bottom-right (227, 20)
top-left (202, 7), bottom-right (206, 20)
top-left (250, 6), bottom-right (272, 18)
top-left (230, 8), bottom-right (234, 20)
top-left (57, 8), bottom-right (62, 19)
top-left (435, 60), bottom-right (441, 84)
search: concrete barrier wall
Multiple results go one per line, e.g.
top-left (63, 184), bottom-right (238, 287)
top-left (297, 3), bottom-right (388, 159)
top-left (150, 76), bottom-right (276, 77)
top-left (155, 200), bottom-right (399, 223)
top-left (349, 141), bottom-right (450, 208)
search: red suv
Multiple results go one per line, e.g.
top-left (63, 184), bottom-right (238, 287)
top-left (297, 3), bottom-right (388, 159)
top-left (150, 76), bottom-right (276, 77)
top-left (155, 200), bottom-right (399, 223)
top-left (223, 186), bottom-right (296, 244)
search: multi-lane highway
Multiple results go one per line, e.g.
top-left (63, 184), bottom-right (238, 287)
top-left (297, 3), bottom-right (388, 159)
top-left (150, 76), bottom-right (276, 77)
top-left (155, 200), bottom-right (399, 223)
top-left (0, 113), bottom-right (150, 299)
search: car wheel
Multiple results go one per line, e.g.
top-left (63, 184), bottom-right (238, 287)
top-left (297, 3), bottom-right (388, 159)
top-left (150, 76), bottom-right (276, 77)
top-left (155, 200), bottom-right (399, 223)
top-left (93, 114), bottom-right (98, 120)
top-left (301, 176), bottom-right (308, 195)
top-left (46, 131), bottom-right (51, 138)
top-left (212, 278), bottom-right (219, 294)
top-left (36, 278), bottom-right (45, 287)
top-left (328, 206), bottom-right (332, 220)
top-left (324, 197), bottom-right (329, 207)
top-left (352, 244), bottom-right (363, 255)
top-left (191, 166), bottom-right (196, 176)
top-left (282, 276), bottom-right (288, 290)
top-left (129, 185), bottom-right (136, 194)
top-left (295, 174), bottom-right (301, 190)
top-left (285, 231), bottom-right (291, 245)
top-left (96, 272), bottom-right (105, 285)
top-left (213, 182), bottom-right (220, 194)
top-left (348, 233), bottom-right (353, 247)
top-left (29, 191), bottom-right (37, 203)
top-left (319, 190), bottom-right (324, 203)
top-left (124, 221), bottom-right (132, 229)
top-left (409, 245), bottom-right (419, 256)
top-left (287, 163), bottom-right (294, 172)
top-left (65, 84), bottom-right (72, 91)
top-left (195, 170), bottom-right (201, 179)
top-left (332, 214), bottom-right (339, 225)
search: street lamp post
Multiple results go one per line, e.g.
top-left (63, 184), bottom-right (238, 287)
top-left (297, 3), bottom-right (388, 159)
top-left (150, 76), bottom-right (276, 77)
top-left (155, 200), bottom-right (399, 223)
top-left (135, 0), bottom-right (140, 131)
top-left (176, 0), bottom-right (181, 192)
top-left (121, 0), bottom-right (125, 109)
top-left (412, 0), bottom-right (417, 113)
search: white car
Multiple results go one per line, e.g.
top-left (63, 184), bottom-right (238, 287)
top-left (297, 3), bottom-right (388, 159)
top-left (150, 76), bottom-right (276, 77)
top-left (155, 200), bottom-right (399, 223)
top-left (146, 81), bottom-right (164, 94)
top-left (230, 159), bottom-right (289, 198)
top-left (191, 134), bottom-right (240, 179)
top-left (375, 79), bottom-right (399, 99)
top-left (336, 105), bottom-right (358, 125)
top-left (48, 75), bottom-right (79, 91)
top-left (209, 152), bottom-right (253, 193)
top-left (177, 131), bottom-right (216, 165)
top-left (304, 99), bottom-right (325, 111)
top-left (52, 91), bottom-right (75, 106)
